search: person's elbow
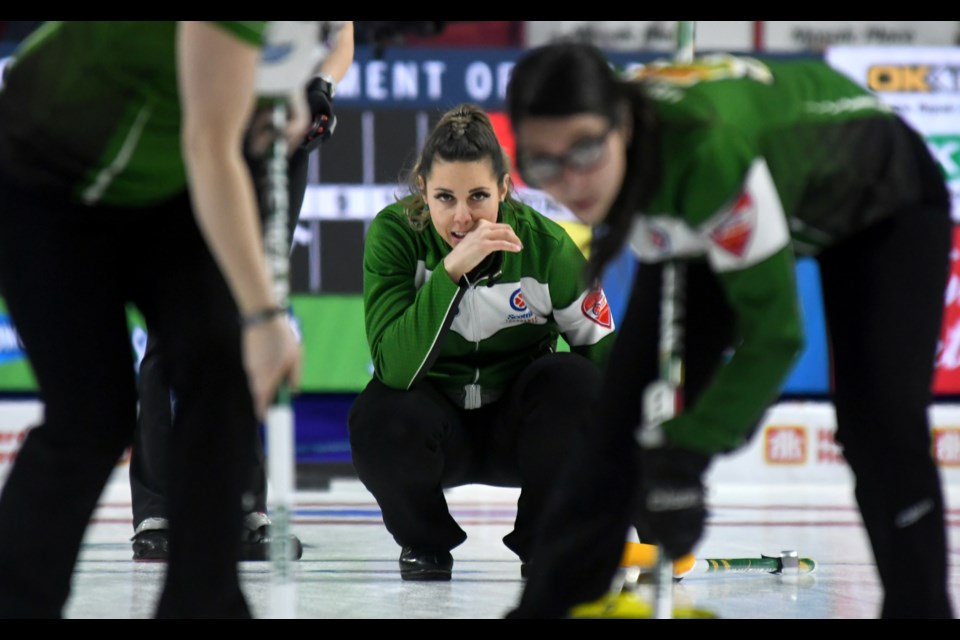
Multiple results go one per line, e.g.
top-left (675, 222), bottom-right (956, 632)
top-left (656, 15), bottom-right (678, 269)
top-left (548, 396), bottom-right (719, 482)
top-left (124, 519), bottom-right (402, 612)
top-left (369, 345), bottom-right (413, 391)
top-left (773, 319), bottom-right (805, 373)
top-left (181, 117), bottom-right (243, 170)
top-left (373, 365), bottom-right (413, 392)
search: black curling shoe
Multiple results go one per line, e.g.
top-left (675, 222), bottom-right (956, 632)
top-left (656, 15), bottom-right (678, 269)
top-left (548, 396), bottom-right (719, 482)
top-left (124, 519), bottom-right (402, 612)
top-left (399, 546), bottom-right (453, 581)
top-left (132, 529), bottom-right (170, 561)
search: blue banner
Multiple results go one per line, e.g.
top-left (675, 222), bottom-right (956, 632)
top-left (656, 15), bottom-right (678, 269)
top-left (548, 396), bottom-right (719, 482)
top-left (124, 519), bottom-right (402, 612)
top-left (599, 252), bottom-right (831, 398)
top-left (336, 47), bottom-right (670, 110)
top-left (336, 47), bottom-right (817, 110)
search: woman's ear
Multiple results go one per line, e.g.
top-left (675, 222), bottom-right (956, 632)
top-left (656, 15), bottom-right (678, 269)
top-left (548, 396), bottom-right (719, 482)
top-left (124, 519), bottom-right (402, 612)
top-left (417, 175), bottom-right (426, 195)
top-left (500, 173), bottom-right (512, 201)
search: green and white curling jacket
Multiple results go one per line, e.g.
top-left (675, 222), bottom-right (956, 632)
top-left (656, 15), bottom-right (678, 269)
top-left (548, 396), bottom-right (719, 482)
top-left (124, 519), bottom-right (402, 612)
top-left (622, 54), bottom-right (948, 454)
top-left (363, 197), bottom-right (617, 409)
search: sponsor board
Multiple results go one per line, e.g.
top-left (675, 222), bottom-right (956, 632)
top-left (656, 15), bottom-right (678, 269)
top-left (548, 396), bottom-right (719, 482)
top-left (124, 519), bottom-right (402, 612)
top-left (765, 22), bottom-right (958, 51)
top-left (708, 402), bottom-right (960, 486)
top-left (4, 399), bottom-right (956, 493)
top-left (933, 427), bottom-right (960, 467)
top-left (827, 46), bottom-right (960, 395)
top-left (826, 46), bottom-right (960, 220)
top-left (935, 228), bottom-right (960, 393)
top-left (522, 21), bottom-right (958, 55)
top-left (524, 21), bottom-right (755, 53)
top-left (334, 48), bottom-right (519, 109)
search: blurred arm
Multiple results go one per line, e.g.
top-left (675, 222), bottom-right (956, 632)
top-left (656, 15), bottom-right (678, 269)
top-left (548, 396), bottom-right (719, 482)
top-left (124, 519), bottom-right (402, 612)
top-left (177, 20), bottom-right (276, 315)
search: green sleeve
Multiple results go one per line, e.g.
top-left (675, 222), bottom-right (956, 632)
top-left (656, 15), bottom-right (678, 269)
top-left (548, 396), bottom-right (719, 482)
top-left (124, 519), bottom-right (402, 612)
top-left (524, 216), bottom-right (616, 369)
top-left (210, 21), bottom-right (268, 46)
top-left (662, 247), bottom-right (805, 455)
top-left (554, 234), bottom-right (616, 368)
top-left (571, 329), bottom-right (616, 369)
top-left (678, 124), bottom-right (756, 227)
top-left (363, 211), bottom-right (464, 390)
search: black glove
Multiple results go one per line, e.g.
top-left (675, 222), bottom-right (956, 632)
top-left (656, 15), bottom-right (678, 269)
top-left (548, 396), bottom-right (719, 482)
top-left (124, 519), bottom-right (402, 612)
top-left (301, 76), bottom-right (337, 153)
top-left (635, 445), bottom-right (711, 560)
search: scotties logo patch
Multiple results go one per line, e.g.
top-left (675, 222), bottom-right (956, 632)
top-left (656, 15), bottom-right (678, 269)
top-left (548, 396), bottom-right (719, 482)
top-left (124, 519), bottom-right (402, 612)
top-left (709, 192), bottom-right (756, 257)
top-left (582, 289), bottom-right (612, 329)
top-left (509, 288), bottom-right (527, 312)
top-left (507, 288), bottom-right (536, 324)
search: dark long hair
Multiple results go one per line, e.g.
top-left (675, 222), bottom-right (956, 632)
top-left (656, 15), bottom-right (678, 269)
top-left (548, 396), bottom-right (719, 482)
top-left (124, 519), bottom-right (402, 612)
top-left (507, 42), bottom-right (660, 285)
top-left (403, 103), bottom-right (515, 230)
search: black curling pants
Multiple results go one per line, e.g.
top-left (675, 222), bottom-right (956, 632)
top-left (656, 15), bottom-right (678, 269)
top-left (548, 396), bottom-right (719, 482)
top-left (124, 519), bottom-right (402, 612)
top-left (510, 259), bottom-right (738, 617)
top-left (817, 206), bottom-right (953, 619)
top-left (0, 177), bottom-right (256, 618)
top-left (348, 352), bottom-right (603, 564)
top-left (511, 205), bottom-right (953, 619)
top-left (130, 331), bottom-right (269, 526)
top-left (128, 146), bottom-right (309, 530)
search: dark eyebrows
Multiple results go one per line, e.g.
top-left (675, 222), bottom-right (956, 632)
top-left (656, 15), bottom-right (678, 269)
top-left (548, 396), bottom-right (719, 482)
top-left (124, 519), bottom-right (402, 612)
top-left (430, 186), bottom-right (493, 195)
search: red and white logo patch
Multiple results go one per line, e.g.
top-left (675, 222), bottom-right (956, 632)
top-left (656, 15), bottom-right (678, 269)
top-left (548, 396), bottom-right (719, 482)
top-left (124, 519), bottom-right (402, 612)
top-left (709, 192), bottom-right (756, 257)
top-left (932, 428), bottom-right (960, 467)
top-left (649, 225), bottom-right (671, 253)
top-left (764, 426), bottom-right (807, 465)
top-left (581, 289), bottom-right (612, 329)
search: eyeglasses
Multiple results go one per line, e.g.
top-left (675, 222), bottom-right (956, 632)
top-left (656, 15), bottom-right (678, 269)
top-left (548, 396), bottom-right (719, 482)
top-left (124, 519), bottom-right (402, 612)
top-left (518, 129), bottom-right (613, 187)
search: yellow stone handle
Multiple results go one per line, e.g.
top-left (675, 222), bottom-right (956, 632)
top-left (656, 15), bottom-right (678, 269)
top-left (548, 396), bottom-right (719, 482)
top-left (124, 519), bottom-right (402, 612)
top-left (620, 541), bottom-right (696, 578)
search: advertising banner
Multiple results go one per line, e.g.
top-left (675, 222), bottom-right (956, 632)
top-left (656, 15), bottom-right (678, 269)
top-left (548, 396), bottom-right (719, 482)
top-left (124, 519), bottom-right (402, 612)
top-left (825, 46), bottom-right (960, 218)
top-left (826, 46), bottom-right (960, 395)
top-left (707, 402), bottom-right (960, 485)
top-left (523, 21), bottom-right (959, 55)
top-left (524, 21), bottom-right (755, 53)
top-left (333, 47), bottom-right (522, 111)
top-left (936, 227), bottom-right (960, 394)
top-left (765, 22), bottom-right (958, 52)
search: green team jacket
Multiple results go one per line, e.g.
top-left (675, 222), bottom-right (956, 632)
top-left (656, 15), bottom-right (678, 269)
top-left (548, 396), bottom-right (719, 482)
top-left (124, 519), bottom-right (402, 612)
top-left (0, 21), bottom-right (320, 207)
top-left (363, 198), bottom-right (617, 409)
top-left (625, 54), bottom-right (948, 455)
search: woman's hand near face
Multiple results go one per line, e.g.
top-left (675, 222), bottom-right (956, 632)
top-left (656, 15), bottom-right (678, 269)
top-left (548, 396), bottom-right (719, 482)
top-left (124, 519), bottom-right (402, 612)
top-left (442, 218), bottom-right (523, 283)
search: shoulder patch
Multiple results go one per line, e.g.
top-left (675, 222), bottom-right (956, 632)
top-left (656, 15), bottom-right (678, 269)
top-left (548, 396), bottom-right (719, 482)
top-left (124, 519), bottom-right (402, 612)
top-left (581, 288), bottom-right (613, 329)
top-left (700, 158), bottom-right (791, 273)
top-left (708, 192), bottom-right (756, 257)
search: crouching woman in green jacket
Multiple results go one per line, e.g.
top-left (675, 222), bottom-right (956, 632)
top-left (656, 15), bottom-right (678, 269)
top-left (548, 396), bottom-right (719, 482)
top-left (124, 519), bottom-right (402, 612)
top-left (349, 103), bottom-right (617, 581)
